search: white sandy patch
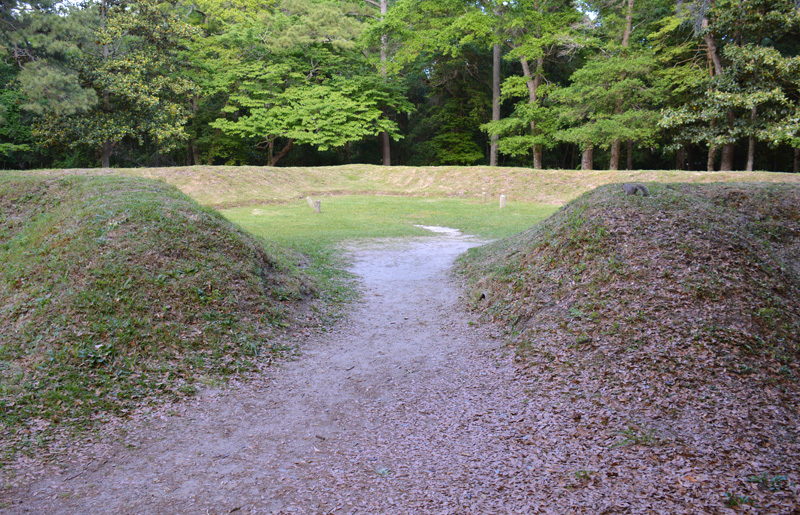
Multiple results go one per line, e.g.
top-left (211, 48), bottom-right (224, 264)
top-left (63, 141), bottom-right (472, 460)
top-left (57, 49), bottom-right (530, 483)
top-left (413, 224), bottom-right (463, 236)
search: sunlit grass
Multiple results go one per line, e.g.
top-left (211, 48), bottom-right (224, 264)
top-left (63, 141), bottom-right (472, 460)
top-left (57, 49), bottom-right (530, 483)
top-left (221, 195), bottom-right (559, 246)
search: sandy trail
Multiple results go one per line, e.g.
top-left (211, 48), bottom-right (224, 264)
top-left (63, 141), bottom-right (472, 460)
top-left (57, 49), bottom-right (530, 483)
top-left (5, 229), bottom-right (538, 513)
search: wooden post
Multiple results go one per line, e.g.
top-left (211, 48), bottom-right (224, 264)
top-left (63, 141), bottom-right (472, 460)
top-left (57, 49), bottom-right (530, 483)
top-left (499, 194), bottom-right (507, 209)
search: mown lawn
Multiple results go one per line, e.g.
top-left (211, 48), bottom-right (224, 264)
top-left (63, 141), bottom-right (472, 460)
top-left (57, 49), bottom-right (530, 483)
top-left (222, 195), bottom-right (558, 244)
top-left (222, 195), bottom-right (558, 298)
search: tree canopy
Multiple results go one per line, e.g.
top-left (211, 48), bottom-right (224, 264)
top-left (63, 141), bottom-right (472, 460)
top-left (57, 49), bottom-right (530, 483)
top-left (1, 0), bottom-right (798, 171)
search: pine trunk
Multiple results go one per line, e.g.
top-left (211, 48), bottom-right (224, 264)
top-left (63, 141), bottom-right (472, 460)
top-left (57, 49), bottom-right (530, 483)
top-left (380, 132), bottom-right (391, 165)
top-left (676, 146), bottom-right (686, 170)
top-left (101, 140), bottom-right (112, 168)
top-left (192, 142), bottom-right (201, 165)
top-left (621, 0), bottom-right (634, 47)
top-left (608, 0), bottom-right (634, 172)
top-left (378, 0), bottom-right (391, 166)
top-left (746, 106), bottom-right (756, 171)
top-left (269, 139), bottom-right (294, 166)
top-left (520, 56), bottom-right (544, 169)
top-left (720, 144), bottom-right (735, 171)
top-left (490, 43), bottom-right (501, 166)
top-left (609, 141), bottom-right (621, 170)
top-left (707, 145), bottom-right (717, 171)
top-left (626, 140), bottom-right (633, 170)
top-left (581, 146), bottom-right (594, 170)
top-left (703, 15), bottom-right (736, 172)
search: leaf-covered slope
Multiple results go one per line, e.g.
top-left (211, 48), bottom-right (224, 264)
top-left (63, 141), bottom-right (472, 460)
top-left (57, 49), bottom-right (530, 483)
top-left (459, 182), bottom-right (800, 509)
top-left (0, 174), bottom-right (316, 434)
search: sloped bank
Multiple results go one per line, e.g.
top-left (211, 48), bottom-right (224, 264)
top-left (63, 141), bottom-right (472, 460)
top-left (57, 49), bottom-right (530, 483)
top-left (458, 183), bottom-right (800, 510)
top-left (0, 174), bottom-right (318, 457)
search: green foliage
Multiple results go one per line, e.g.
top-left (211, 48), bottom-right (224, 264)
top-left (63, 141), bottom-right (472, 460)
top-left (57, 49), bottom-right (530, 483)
top-left (13, 0), bottom-right (197, 165)
top-left (0, 62), bottom-right (33, 160)
top-left (553, 53), bottom-right (662, 149)
top-left (204, 0), bottom-right (410, 163)
top-left (659, 0), bottom-right (800, 155)
top-left (1, 0), bottom-right (799, 169)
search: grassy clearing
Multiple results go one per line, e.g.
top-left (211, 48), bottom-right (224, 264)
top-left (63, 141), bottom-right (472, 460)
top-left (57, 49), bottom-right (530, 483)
top-left (222, 195), bottom-right (558, 243)
top-left (222, 196), bottom-right (558, 301)
top-left (22, 164), bottom-right (800, 208)
top-left (0, 173), bottom-right (318, 458)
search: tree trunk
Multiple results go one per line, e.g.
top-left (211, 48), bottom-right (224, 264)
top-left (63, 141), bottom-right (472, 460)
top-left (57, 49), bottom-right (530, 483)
top-left (746, 138), bottom-right (755, 171)
top-left (100, 2), bottom-right (112, 169)
top-left (489, 43), bottom-right (501, 166)
top-left (101, 140), bottom-right (112, 168)
top-left (520, 56), bottom-right (544, 169)
top-left (189, 95), bottom-right (201, 165)
top-left (626, 140), bottom-right (633, 170)
top-left (707, 145), bottom-right (717, 171)
top-left (581, 146), bottom-right (594, 170)
top-left (720, 144), bottom-right (735, 171)
top-left (378, 0), bottom-right (391, 166)
top-left (676, 146), bottom-right (686, 170)
top-left (701, 18), bottom-right (724, 77)
top-left (794, 148), bottom-right (799, 173)
top-left (609, 0), bottom-right (635, 172)
top-left (746, 106), bottom-right (756, 171)
top-left (621, 0), bottom-right (634, 47)
top-left (609, 142), bottom-right (621, 170)
top-left (703, 13), bottom-right (736, 172)
top-left (719, 110), bottom-right (736, 171)
top-left (380, 132), bottom-right (391, 166)
top-left (269, 139), bottom-right (294, 166)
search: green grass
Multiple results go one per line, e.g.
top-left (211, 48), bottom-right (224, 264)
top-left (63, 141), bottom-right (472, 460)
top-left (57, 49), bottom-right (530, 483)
top-left (222, 195), bottom-right (558, 297)
top-left (222, 195), bottom-right (558, 244)
top-left (0, 173), bottom-right (317, 456)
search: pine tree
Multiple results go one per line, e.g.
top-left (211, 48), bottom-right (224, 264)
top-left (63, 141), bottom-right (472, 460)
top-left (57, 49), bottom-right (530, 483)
top-left (13, 0), bottom-right (196, 167)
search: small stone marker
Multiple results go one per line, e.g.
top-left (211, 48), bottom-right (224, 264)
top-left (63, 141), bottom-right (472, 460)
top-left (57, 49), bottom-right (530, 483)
top-left (499, 194), bottom-right (507, 209)
top-left (481, 191), bottom-right (487, 203)
top-left (306, 196), bottom-right (321, 213)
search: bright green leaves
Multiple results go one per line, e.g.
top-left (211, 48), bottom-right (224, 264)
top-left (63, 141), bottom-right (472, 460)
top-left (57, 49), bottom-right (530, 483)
top-left (206, 0), bottom-right (410, 162)
top-left (213, 79), bottom-right (403, 152)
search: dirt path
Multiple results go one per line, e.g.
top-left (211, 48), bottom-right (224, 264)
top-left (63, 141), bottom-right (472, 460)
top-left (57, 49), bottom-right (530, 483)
top-left (4, 229), bottom-right (540, 513)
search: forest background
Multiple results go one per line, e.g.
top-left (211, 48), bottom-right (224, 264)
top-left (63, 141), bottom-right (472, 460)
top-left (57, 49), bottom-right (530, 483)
top-left (1, 0), bottom-right (799, 172)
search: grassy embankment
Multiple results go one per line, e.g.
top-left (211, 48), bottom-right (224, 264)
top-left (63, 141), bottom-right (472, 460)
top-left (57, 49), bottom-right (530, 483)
top-left (36, 164), bottom-right (800, 267)
top-left (38, 164), bottom-right (800, 208)
top-left (0, 174), bottom-right (317, 459)
top-left (458, 183), bottom-right (800, 509)
top-left (5, 165), bottom-right (800, 476)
